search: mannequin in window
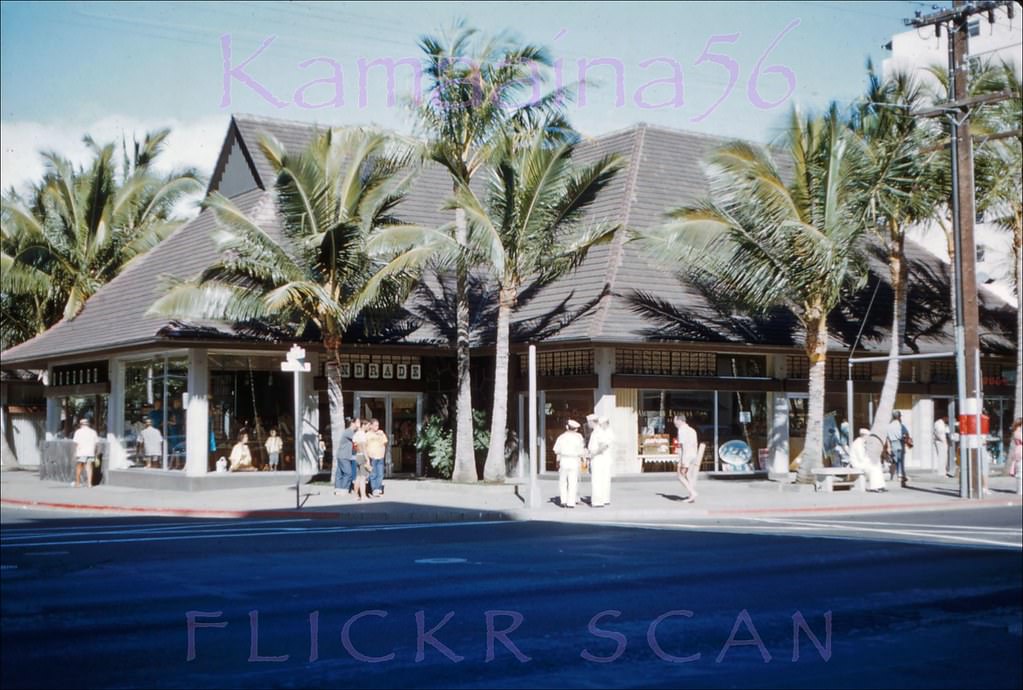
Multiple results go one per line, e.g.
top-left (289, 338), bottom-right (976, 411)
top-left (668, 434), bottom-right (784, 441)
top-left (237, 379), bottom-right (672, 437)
top-left (229, 433), bottom-right (255, 471)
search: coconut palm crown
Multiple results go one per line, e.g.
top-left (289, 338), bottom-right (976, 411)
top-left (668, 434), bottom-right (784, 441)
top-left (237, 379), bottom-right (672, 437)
top-left (414, 21), bottom-right (575, 482)
top-left (632, 106), bottom-right (868, 479)
top-left (371, 125), bottom-right (623, 480)
top-left (1, 129), bottom-right (203, 349)
top-left (149, 127), bottom-right (418, 476)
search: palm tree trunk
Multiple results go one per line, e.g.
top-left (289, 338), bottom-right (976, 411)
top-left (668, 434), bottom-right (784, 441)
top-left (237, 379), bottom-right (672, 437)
top-left (452, 206), bottom-right (477, 482)
top-left (797, 313), bottom-right (829, 483)
top-left (324, 335), bottom-right (346, 487)
top-left (483, 285), bottom-right (514, 481)
top-left (869, 232), bottom-right (908, 457)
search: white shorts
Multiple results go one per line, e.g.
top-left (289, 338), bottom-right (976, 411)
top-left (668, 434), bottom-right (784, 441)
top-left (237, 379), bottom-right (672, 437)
top-left (76, 456), bottom-right (94, 464)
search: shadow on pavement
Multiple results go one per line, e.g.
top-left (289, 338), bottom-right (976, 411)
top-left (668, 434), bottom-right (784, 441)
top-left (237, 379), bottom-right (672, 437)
top-left (900, 483), bottom-right (960, 498)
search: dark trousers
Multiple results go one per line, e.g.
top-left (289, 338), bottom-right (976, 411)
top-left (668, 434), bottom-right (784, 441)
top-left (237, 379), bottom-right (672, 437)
top-left (336, 457), bottom-right (357, 490)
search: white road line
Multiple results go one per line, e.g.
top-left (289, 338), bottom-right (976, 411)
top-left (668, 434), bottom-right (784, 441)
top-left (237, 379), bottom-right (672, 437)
top-left (1, 519), bottom-right (234, 534)
top-left (0, 519), bottom-right (315, 541)
top-left (750, 517), bottom-right (1022, 548)
top-left (0, 520), bottom-right (512, 549)
top-left (772, 518), bottom-right (1023, 533)
top-left (592, 522), bottom-right (828, 532)
top-left (590, 520), bottom-right (1021, 549)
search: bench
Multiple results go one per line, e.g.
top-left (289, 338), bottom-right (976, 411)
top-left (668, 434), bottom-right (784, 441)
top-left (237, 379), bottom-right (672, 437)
top-left (812, 467), bottom-right (865, 493)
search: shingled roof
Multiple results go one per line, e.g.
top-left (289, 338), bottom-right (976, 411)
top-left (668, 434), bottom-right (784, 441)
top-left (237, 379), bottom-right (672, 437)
top-left (2, 115), bottom-right (1016, 367)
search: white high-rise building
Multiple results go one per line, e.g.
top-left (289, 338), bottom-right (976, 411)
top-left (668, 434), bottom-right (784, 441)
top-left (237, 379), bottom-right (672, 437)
top-left (882, 5), bottom-right (1021, 306)
top-left (883, 6), bottom-right (1022, 84)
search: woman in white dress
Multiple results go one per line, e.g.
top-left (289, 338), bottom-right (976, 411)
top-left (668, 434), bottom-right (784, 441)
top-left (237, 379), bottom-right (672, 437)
top-left (850, 428), bottom-right (887, 492)
top-left (586, 415), bottom-right (614, 508)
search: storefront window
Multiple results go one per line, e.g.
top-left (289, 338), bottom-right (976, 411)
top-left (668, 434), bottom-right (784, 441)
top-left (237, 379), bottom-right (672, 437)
top-left (209, 353), bottom-right (293, 471)
top-left (717, 355), bottom-right (767, 378)
top-left (123, 355), bottom-right (187, 470)
top-left (58, 395), bottom-right (108, 438)
top-left (717, 391), bottom-right (768, 469)
top-left (638, 391), bottom-right (714, 471)
top-left (985, 396), bottom-right (1013, 465)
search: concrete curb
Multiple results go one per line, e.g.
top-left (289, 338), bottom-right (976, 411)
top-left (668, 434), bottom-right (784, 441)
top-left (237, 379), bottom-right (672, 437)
top-left (4, 494), bottom-right (1018, 522)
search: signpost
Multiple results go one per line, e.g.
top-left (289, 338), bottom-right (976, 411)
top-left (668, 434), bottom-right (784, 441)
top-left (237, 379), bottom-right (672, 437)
top-left (528, 344), bottom-right (540, 509)
top-left (281, 345), bottom-right (311, 510)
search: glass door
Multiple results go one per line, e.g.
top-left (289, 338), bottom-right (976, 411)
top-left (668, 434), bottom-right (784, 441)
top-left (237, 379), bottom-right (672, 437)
top-left (353, 393), bottom-right (423, 477)
top-left (543, 390), bottom-right (594, 473)
top-left (390, 396), bottom-right (419, 475)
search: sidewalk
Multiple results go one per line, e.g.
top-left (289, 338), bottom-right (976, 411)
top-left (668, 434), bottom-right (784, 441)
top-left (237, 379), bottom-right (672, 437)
top-left (1, 466), bottom-right (1020, 523)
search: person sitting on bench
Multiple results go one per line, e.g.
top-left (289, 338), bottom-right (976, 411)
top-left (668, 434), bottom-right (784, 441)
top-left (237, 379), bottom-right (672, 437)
top-left (849, 428), bottom-right (887, 492)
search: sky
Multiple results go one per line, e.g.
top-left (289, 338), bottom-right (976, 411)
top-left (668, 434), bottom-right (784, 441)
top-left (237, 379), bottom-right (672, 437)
top-left (0, 1), bottom-right (939, 197)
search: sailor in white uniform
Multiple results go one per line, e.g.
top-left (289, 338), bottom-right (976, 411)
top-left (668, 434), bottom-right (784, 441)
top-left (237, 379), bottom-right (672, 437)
top-left (553, 419), bottom-right (586, 508)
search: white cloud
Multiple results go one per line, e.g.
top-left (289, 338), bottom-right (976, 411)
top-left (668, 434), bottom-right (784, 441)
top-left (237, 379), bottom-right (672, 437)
top-left (1, 114), bottom-right (230, 217)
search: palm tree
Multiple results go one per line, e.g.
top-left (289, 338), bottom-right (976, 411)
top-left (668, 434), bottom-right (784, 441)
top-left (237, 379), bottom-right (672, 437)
top-left (387, 127), bottom-right (623, 481)
top-left (848, 66), bottom-right (945, 455)
top-left (632, 106), bottom-right (868, 481)
top-left (415, 22), bottom-right (573, 482)
top-left (976, 63), bottom-right (1022, 418)
top-left (149, 127), bottom-right (417, 479)
top-left (1, 129), bottom-right (202, 347)
top-left (925, 60), bottom-right (1022, 420)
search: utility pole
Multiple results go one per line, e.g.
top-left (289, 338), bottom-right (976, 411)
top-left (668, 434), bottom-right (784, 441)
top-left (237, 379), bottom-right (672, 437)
top-left (906, 0), bottom-right (1014, 498)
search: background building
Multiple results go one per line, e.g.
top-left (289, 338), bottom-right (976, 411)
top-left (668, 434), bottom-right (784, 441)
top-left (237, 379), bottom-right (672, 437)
top-left (2, 115), bottom-right (1017, 487)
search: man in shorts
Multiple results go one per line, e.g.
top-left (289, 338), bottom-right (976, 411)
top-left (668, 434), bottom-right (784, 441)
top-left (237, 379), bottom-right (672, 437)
top-left (72, 418), bottom-right (99, 488)
top-left (674, 414), bottom-right (700, 503)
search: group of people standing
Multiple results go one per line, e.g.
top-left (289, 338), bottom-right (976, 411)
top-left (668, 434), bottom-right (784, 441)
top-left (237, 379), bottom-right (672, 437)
top-left (333, 417), bottom-right (389, 500)
top-left (827, 414), bottom-right (902, 492)
top-left (835, 411), bottom-right (1023, 496)
top-left (552, 412), bottom-right (704, 508)
top-left (551, 414), bottom-right (613, 508)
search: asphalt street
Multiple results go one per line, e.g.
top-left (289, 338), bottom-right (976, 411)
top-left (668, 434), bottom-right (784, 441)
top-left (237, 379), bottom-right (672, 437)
top-left (2, 507), bottom-right (1021, 689)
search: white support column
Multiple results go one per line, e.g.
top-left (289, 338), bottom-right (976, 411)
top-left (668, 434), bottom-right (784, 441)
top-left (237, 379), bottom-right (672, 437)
top-left (769, 392), bottom-right (791, 479)
top-left (185, 348), bottom-right (209, 477)
top-left (612, 387), bottom-right (640, 475)
top-left (108, 359), bottom-right (129, 470)
top-left (915, 397), bottom-right (935, 471)
top-left (299, 355), bottom-right (319, 476)
top-left (45, 368), bottom-right (60, 441)
top-left (593, 347), bottom-right (615, 418)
